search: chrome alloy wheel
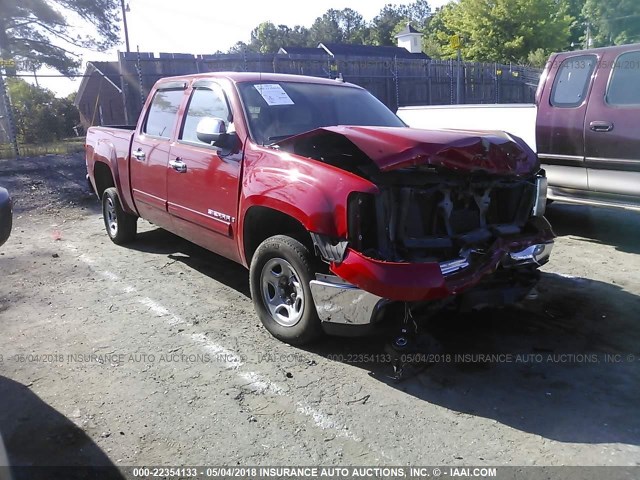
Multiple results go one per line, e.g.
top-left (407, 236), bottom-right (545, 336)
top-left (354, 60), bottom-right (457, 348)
top-left (260, 257), bottom-right (305, 327)
top-left (105, 196), bottom-right (118, 237)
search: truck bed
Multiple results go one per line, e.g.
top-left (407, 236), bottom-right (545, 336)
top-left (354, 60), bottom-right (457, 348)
top-left (85, 125), bottom-right (137, 213)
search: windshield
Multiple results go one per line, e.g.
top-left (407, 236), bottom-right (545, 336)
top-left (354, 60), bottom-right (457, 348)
top-left (237, 81), bottom-right (405, 145)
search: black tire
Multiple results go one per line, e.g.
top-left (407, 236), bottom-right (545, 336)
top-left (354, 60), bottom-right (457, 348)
top-left (249, 235), bottom-right (323, 345)
top-left (102, 187), bottom-right (137, 245)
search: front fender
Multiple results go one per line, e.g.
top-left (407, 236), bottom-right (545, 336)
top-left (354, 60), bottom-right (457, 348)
top-left (239, 145), bottom-right (378, 238)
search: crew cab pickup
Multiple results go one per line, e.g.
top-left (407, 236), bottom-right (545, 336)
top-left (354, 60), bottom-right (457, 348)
top-left (399, 43), bottom-right (640, 211)
top-left (86, 72), bottom-right (553, 345)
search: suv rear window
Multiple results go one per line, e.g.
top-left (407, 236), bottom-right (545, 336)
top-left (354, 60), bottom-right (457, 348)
top-left (606, 51), bottom-right (640, 106)
top-left (550, 55), bottom-right (596, 107)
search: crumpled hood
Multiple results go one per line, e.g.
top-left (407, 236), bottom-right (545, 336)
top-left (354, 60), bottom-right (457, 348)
top-left (277, 126), bottom-right (539, 177)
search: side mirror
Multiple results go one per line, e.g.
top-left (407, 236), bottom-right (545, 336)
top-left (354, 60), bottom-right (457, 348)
top-left (196, 117), bottom-right (228, 147)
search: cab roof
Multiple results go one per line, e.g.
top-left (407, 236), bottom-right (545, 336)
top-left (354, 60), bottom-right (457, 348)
top-left (154, 71), bottom-right (361, 89)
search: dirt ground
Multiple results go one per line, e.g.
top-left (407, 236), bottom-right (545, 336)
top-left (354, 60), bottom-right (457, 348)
top-left (0, 154), bottom-right (639, 473)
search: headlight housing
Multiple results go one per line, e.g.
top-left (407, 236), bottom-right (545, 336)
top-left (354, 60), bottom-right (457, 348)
top-left (347, 192), bottom-right (377, 252)
top-left (531, 172), bottom-right (548, 217)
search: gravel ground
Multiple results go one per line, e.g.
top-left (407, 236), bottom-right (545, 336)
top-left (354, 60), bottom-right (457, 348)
top-left (0, 154), bottom-right (639, 475)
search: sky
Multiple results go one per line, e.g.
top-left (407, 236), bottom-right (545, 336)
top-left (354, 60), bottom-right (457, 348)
top-left (29, 0), bottom-right (450, 97)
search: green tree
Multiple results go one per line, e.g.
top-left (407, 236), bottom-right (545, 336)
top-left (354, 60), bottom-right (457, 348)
top-left (237, 2), bottom-right (435, 54)
top-left (309, 9), bottom-right (345, 45)
top-left (247, 21), bottom-right (311, 53)
top-left (369, 1), bottom-right (434, 47)
top-left (0, 0), bottom-right (121, 75)
top-left (370, 5), bottom-right (407, 45)
top-left (430, 0), bottom-right (574, 63)
top-left (399, 0), bottom-right (433, 29)
top-left (422, 4), bottom-right (456, 58)
top-left (561, 0), bottom-right (587, 48)
top-left (582, 0), bottom-right (640, 47)
top-left (336, 8), bottom-right (367, 44)
top-left (228, 41), bottom-right (258, 54)
top-left (7, 78), bottom-right (78, 143)
top-left (307, 8), bottom-right (370, 46)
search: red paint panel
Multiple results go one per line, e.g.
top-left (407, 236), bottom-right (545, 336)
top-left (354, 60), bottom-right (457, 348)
top-left (167, 142), bottom-right (242, 263)
top-left (239, 142), bottom-right (378, 243)
top-left (332, 230), bottom-right (554, 302)
top-left (330, 249), bottom-right (449, 302)
top-left (277, 126), bottom-right (539, 177)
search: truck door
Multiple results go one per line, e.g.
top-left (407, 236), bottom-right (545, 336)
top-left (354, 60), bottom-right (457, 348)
top-left (585, 48), bottom-right (640, 199)
top-left (167, 82), bottom-right (242, 263)
top-left (536, 54), bottom-right (598, 194)
top-left (130, 87), bottom-right (185, 229)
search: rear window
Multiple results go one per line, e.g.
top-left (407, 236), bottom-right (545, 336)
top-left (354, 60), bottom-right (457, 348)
top-left (143, 89), bottom-right (184, 138)
top-left (606, 51), bottom-right (640, 106)
top-left (550, 55), bottom-right (596, 107)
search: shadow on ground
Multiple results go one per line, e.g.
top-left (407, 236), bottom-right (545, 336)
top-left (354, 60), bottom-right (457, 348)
top-left (311, 272), bottom-right (640, 446)
top-left (121, 224), bottom-right (640, 446)
top-left (546, 203), bottom-right (640, 254)
top-left (126, 227), bottom-right (251, 297)
top-left (0, 376), bottom-right (125, 479)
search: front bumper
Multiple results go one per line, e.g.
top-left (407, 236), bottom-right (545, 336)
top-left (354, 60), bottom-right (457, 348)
top-left (310, 241), bottom-right (553, 329)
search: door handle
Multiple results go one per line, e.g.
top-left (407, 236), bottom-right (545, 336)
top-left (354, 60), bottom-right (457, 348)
top-left (589, 121), bottom-right (614, 132)
top-left (132, 148), bottom-right (146, 161)
top-left (169, 158), bottom-right (187, 173)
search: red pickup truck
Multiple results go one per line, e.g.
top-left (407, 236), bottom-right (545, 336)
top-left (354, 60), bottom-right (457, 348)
top-left (86, 72), bottom-right (554, 344)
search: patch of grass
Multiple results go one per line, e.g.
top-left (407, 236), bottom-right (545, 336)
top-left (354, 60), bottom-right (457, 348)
top-left (0, 138), bottom-right (85, 159)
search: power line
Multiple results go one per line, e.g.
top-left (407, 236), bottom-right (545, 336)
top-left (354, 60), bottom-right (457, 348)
top-left (604, 14), bottom-right (640, 22)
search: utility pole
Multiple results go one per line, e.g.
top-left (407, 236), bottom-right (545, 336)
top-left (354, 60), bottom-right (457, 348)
top-left (456, 47), bottom-right (463, 104)
top-left (451, 35), bottom-right (464, 104)
top-left (585, 22), bottom-right (591, 49)
top-left (120, 0), bottom-right (131, 53)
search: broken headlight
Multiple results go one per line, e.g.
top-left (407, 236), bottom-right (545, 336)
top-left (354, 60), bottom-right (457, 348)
top-left (347, 192), bottom-right (377, 253)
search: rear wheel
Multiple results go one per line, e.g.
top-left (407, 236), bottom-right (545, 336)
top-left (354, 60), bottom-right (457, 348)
top-left (249, 235), bottom-right (322, 345)
top-left (102, 187), bottom-right (137, 244)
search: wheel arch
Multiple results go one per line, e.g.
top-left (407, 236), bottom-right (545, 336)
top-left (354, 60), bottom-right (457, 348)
top-left (93, 161), bottom-right (115, 199)
top-left (242, 206), bottom-right (315, 267)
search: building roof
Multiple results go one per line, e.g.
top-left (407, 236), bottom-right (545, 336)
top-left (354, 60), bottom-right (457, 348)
top-left (74, 61), bottom-right (122, 108)
top-left (278, 47), bottom-right (328, 56)
top-left (88, 61), bottom-right (122, 91)
top-left (319, 43), bottom-right (429, 59)
top-left (395, 24), bottom-right (422, 37)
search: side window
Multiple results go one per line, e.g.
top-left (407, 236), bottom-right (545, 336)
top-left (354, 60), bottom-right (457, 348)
top-left (143, 89), bottom-right (184, 138)
top-left (606, 51), bottom-right (640, 106)
top-left (180, 87), bottom-right (229, 144)
top-left (550, 55), bottom-right (596, 107)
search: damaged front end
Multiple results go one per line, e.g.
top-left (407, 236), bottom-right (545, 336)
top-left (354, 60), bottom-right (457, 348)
top-left (276, 126), bottom-right (554, 332)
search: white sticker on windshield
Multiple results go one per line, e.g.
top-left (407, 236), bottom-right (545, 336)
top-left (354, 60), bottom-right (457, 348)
top-left (254, 84), bottom-right (295, 106)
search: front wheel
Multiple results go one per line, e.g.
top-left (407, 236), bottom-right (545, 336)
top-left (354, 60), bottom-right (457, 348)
top-left (102, 187), bottom-right (137, 245)
top-left (249, 235), bottom-right (323, 345)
